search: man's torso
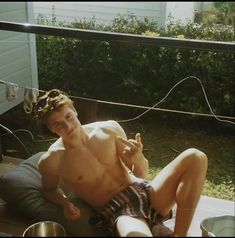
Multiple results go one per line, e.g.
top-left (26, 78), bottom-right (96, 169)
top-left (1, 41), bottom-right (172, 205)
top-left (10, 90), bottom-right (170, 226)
top-left (46, 120), bottom-right (136, 207)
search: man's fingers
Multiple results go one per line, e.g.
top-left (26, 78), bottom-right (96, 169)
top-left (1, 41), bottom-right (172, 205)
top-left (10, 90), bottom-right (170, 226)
top-left (64, 205), bottom-right (81, 221)
top-left (123, 148), bottom-right (135, 156)
top-left (135, 133), bottom-right (142, 143)
top-left (117, 136), bottom-right (137, 150)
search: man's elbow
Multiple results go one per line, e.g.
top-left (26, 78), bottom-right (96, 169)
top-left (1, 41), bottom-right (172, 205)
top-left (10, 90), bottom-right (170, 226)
top-left (42, 187), bottom-right (57, 198)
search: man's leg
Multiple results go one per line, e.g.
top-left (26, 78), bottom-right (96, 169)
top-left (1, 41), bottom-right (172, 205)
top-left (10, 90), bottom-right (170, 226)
top-left (149, 148), bottom-right (208, 237)
top-left (116, 215), bottom-right (153, 237)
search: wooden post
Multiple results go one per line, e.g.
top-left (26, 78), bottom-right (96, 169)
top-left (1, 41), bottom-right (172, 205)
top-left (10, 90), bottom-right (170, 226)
top-left (74, 99), bottom-right (97, 125)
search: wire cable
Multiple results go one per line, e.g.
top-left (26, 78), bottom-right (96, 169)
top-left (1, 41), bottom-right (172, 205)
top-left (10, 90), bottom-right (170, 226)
top-left (0, 123), bottom-right (31, 156)
top-left (115, 76), bottom-right (235, 125)
top-left (0, 129), bottom-right (57, 143)
top-left (0, 75), bottom-right (234, 157)
top-left (1, 76), bottom-right (235, 125)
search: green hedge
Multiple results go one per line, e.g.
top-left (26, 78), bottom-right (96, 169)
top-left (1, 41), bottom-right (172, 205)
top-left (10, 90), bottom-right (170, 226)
top-left (36, 13), bottom-right (235, 116)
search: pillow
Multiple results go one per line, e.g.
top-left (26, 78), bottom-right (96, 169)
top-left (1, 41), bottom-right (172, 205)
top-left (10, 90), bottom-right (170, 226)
top-left (0, 152), bottom-right (105, 236)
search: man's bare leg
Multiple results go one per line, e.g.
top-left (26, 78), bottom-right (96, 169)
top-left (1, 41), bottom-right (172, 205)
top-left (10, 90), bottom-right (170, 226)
top-left (116, 215), bottom-right (153, 237)
top-left (149, 148), bottom-right (208, 237)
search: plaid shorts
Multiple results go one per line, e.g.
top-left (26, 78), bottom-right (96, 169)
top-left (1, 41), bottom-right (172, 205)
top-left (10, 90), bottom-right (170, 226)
top-left (89, 180), bottom-right (172, 236)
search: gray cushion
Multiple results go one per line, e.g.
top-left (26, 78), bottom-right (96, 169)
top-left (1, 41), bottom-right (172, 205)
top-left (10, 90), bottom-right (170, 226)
top-left (0, 152), bottom-right (105, 236)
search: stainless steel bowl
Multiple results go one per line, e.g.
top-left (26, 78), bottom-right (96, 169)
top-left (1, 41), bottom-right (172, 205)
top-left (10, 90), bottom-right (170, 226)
top-left (200, 215), bottom-right (235, 237)
top-left (23, 221), bottom-right (66, 237)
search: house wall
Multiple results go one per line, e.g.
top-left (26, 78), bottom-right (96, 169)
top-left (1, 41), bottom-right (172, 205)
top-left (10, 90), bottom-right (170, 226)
top-left (33, 1), bottom-right (167, 27)
top-left (33, 2), bottom-right (213, 28)
top-left (165, 2), bottom-right (215, 25)
top-left (0, 2), bottom-right (38, 115)
top-left (165, 2), bottom-right (195, 25)
top-left (194, 1), bottom-right (215, 12)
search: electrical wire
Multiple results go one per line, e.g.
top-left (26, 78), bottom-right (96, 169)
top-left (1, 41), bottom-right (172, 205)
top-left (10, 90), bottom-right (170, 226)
top-left (1, 76), bottom-right (235, 125)
top-left (0, 123), bottom-right (31, 156)
top-left (115, 76), bottom-right (235, 125)
top-left (0, 129), bottom-right (57, 143)
top-left (0, 75), bottom-right (234, 157)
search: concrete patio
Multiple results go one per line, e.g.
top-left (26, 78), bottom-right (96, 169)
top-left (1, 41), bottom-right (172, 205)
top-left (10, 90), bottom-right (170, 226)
top-left (164, 195), bottom-right (234, 236)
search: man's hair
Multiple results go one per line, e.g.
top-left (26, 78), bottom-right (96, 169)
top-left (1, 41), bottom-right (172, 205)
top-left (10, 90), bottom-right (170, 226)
top-left (34, 89), bottom-right (75, 125)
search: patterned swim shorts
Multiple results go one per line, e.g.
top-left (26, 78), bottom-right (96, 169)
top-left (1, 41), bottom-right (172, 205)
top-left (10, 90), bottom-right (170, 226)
top-left (89, 180), bottom-right (172, 236)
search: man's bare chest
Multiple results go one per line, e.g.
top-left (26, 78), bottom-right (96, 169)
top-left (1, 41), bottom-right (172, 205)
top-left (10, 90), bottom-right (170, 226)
top-left (60, 138), bottom-right (117, 182)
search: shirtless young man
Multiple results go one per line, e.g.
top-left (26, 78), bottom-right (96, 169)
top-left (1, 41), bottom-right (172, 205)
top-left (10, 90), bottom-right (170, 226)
top-left (34, 89), bottom-right (208, 237)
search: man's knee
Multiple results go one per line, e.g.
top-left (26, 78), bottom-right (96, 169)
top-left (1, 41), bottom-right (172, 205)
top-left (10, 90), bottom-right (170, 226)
top-left (126, 231), bottom-right (152, 237)
top-left (187, 148), bottom-right (207, 161)
top-left (185, 148), bottom-right (208, 171)
top-left (116, 216), bottom-right (152, 237)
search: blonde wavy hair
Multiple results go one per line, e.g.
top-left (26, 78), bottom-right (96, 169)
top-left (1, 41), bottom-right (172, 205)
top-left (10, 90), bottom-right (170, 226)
top-left (34, 89), bottom-right (75, 125)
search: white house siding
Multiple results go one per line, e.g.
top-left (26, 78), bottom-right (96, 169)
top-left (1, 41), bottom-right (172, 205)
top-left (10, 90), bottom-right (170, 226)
top-left (195, 1), bottom-right (215, 12)
top-left (165, 2), bottom-right (215, 25)
top-left (165, 2), bottom-right (195, 25)
top-left (33, 2), bottom-right (216, 28)
top-left (33, 1), bottom-right (166, 27)
top-left (0, 2), bottom-right (38, 115)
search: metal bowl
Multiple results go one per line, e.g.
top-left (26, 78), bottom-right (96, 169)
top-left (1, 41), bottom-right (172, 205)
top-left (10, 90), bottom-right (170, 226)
top-left (23, 221), bottom-right (66, 237)
top-left (200, 215), bottom-right (235, 237)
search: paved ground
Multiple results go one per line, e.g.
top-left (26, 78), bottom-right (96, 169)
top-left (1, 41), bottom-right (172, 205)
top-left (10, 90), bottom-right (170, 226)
top-left (164, 195), bottom-right (234, 237)
top-left (189, 195), bottom-right (234, 236)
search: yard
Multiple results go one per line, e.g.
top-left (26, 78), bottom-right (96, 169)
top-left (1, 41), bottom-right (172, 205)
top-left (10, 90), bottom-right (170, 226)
top-left (1, 104), bottom-right (235, 201)
top-left (100, 106), bottom-right (235, 201)
top-left (122, 117), bottom-right (235, 201)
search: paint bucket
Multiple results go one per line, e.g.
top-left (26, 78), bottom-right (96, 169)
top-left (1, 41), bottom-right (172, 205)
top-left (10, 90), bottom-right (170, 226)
top-left (200, 215), bottom-right (235, 237)
top-left (23, 221), bottom-right (66, 237)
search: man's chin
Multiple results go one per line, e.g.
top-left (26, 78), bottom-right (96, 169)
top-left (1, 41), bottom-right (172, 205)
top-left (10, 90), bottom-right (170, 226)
top-left (67, 128), bottom-right (77, 136)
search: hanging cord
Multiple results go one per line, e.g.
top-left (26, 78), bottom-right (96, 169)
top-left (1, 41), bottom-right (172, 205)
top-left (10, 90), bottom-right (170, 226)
top-left (116, 76), bottom-right (235, 125)
top-left (1, 76), bottom-right (235, 126)
top-left (0, 129), bottom-right (57, 143)
top-left (0, 75), bottom-right (234, 157)
top-left (0, 123), bottom-right (31, 156)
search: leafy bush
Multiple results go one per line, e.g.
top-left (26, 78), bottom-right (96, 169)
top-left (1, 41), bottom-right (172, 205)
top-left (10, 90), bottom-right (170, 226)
top-left (195, 2), bottom-right (235, 27)
top-left (36, 13), bottom-right (235, 117)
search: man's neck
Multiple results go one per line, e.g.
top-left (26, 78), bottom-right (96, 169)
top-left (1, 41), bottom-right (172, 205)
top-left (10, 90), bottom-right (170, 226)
top-left (63, 128), bottom-right (89, 149)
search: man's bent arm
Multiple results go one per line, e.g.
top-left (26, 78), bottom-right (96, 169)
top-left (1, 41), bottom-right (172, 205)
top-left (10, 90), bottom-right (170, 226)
top-left (130, 153), bottom-right (149, 179)
top-left (40, 173), bottom-right (70, 208)
top-left (40, 165), bottom-right (81, 221)
top-left (38, 153), bottom-right (75, 212)
top-left (112, 120), bottom-right (149, 178)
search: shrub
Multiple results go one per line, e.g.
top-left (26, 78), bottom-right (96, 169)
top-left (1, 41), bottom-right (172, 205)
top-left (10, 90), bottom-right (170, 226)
top-left (36, 13), bottom-right (235, 117)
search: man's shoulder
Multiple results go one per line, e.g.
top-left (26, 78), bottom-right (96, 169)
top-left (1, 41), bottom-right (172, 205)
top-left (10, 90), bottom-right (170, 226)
top-left (38, 147), bottom-right (64, 173)
top-left (48, 137), bottom-right (64, 151)
top-left (83, 120), bottom-right (126, 140)
top-left (83, 120), bottom-right (121, 131)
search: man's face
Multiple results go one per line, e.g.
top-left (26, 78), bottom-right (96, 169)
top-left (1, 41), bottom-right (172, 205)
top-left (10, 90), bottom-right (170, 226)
top-left (47, 106), bottom-right (80, 137)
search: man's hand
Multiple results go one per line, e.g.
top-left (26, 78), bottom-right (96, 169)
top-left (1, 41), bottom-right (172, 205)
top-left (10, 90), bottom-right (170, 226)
top-left (63, 201), bottom-right (81, 221)
top-left (116, 132), bottom-right (149, 178)
top-left (116, 133), bottom-right (143, 170)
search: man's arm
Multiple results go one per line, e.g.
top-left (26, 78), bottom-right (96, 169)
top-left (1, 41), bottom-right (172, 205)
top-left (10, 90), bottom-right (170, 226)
top-left (111, 121), bottom-right (149, 178)
top-left (38, 151), bottom-right (80, 220)
top-left (116, 133), bottom-right (149, 178)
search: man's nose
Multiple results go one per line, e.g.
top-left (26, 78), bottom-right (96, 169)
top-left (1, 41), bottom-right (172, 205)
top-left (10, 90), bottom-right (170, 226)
top-left (63, 121), bottom-right (72, 130)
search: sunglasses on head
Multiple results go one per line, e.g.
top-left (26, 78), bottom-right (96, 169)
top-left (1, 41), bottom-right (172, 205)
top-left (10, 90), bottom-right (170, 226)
top-left (35, 89), bottom-right (62, 111)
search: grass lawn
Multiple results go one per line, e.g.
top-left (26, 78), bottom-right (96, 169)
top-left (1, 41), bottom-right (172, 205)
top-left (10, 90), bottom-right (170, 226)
top-left (1, 106), bottom-right (235, 201)
top-left (119, 116), bottom-right (235, 201)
